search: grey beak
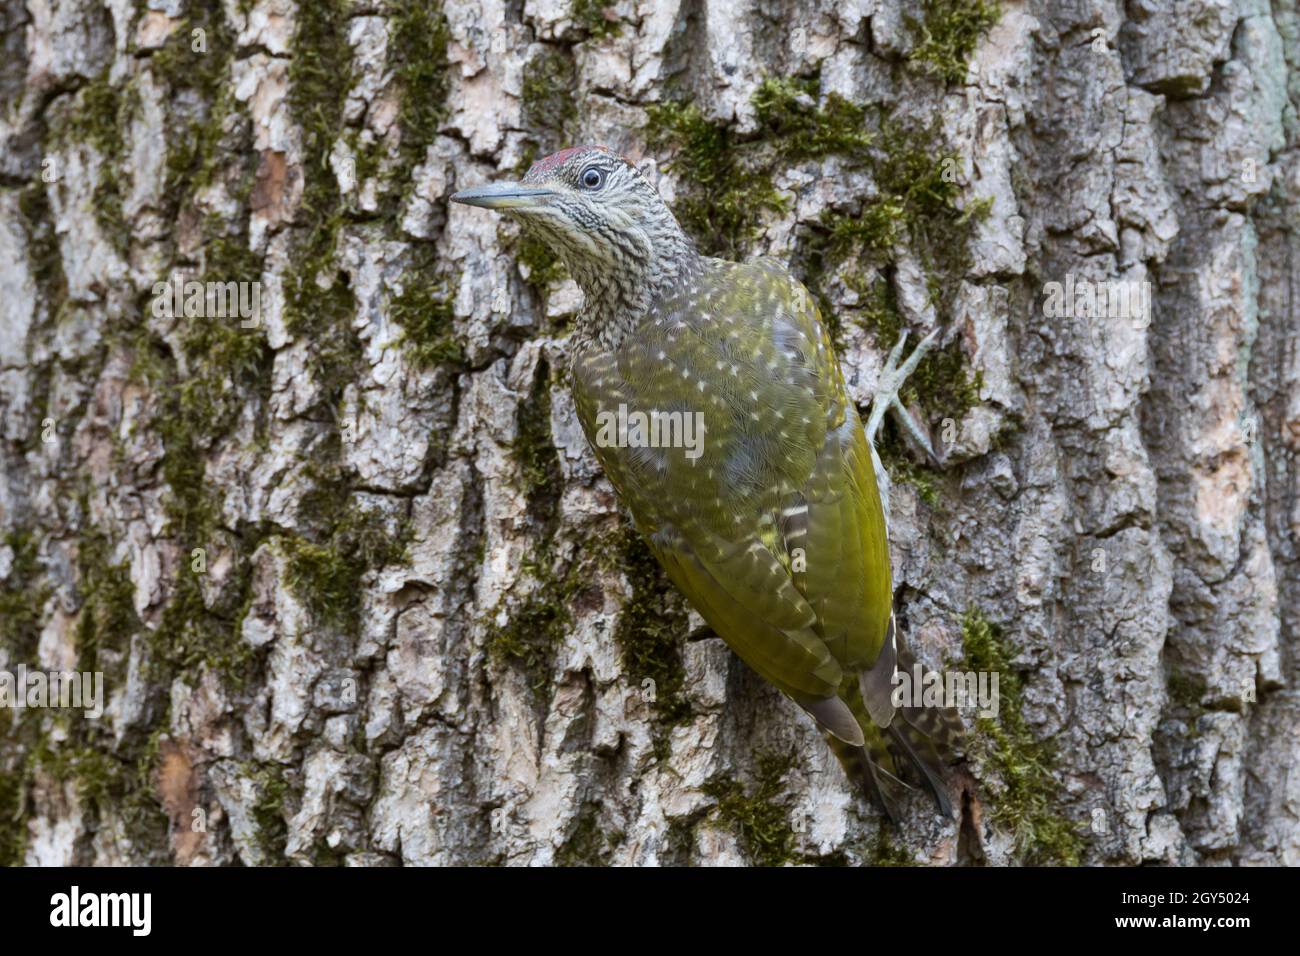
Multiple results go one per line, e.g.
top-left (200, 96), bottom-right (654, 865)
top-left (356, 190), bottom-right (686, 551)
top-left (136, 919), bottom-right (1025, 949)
top-left (450, 181), bottom-right (556, 210)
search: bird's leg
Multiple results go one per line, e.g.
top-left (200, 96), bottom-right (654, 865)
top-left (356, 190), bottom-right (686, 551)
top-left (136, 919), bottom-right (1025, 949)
top-left (865, 329), bottom-right (940, 452)
top-left (865, 329), bottom-right (941, 525)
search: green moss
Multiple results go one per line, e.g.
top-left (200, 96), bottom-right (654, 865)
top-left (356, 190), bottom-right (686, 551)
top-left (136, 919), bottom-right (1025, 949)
top-left (40, 745), bottom-right (115, 813)
top-left (283, 457), bottom-right (409, 634)
top-left (0, 769), bottom-right (24, 866)
top-left (347, 127), bottom-right (385, 192)
top-left (512, 360), bottom-right (563, 536)
top-left (153, 6), bottom-right (239, 199)
top-left (17, 181), bottom-right (68, 321)
top-left (78, 451), bottom-right (249, 686)
top-left (140, 374), bottom-right (259, 685)
top-left (612, 526), bottom-right (692, 742)
top-left (282, 522), bottom-right (398, 632)
top-left (820, 118), bottom-right (989, 306)
top-left (485, 517), bottom-right (607, 697)
top-left (516, 233), bottom-right (570, 290)
top-left (644, 100), bottom-right (789, 259)
top-left (521, 49), bottom-right (578, 146)
top-left (905, 338), bottom-right (983, 421)
top-left (0, 714), bottom-right (41, 868)
top-left (153, 385), bottom-right (219, 537)
top-left (906, 0), bottom-right (1001, 84)
top-left (151, 9), bottom-right (232, 101)
top-left (702, 753), bottom-right (798, 866)
top-left (0, 530), bottom-right (48, 662)
top-left (864, 829), bottom-right (916, 866)
top-left (752, 76), bottom-right (873, 160)
top-left (876, 427), bottom-right (942, 507)
top-left (382, 222), bottom-right (465, 374)
top-left (388, 276), bottom-right (462, 368)
top-left (290, 252), bottom-right (361, 408)
top-left (74, 529), bottom-right (141, 679)
top-left (572, 0), bottom-right (622, 39)
top-left (960, 611), bottom-right (1084, 865)
top-left (555, 802), bottom-right (620, 866)
top-left (646, 77), bottom-right (976, 263)
top-left (812, 115), bottom-right (987, 436)
top-left (32, 731), bottom-right (170, 861)
top-left (124, 0), bottom-right (421, 698)
top-left (62, 74), bottom-right (121, 155)
top-left (130, 328), bottom-right (265, 685)
top-left (155, 561), bottom-right (260, 683)
top-left (127, 2), bottom-right (276, 694)
top-left (300, 0), bottom-right (451, 214)
top-left (247, 762), bottom-right (290, 864)
top-left (151, 15), bottom-right (267, 440)
top-left (388, 0), bottom-right (451, 198)
top-left (143, 253), bottom-right (266, 529)
top-left (144, 9), bottom-right (267, 640)
top-left (663, 810), bottom-right (707, 864)
top-left (177, 233), bottom-right (273, 414)
top-left (285, 0), bottom-right (362, 405)
top-left (15, 181), bottom-right (69, 468)
top-left (1167, 670), bottom-right (1207, 711)
top-left (290, 1), bottom-right (353, 200)
top-left (201, 224), bottom-right (266, 287)
top-left (1166, 670), bottom-right (1207, 737)
top-left (60, 70), bottom-right (132, 253)
top-left (847, 272), bottom-right (901, 350)
top-left (486, 565), bottom-right (578, 694)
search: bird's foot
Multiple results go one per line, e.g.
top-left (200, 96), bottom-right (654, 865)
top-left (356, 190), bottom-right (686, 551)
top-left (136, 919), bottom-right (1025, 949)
top-left (865, 329), bottom-right (941, 464)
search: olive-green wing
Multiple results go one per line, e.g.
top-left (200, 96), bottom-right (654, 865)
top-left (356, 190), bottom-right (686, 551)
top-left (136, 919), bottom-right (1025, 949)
top-left (643, 524), bottom-right (864, 745)
top-left (795, 392), bottom-right (893, 673)
top-left (645, 527), bottom-right (837, 697)
top-left (569, 257), bottom-right (887, 737)
top-left (751, 259), bottom-right (893, 674)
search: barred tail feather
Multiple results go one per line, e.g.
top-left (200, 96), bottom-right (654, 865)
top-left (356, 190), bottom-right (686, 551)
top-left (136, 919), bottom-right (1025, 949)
top-left (841, 615), bottom-right (966, 819)
top-left (893, 636), bottom-right (966, 759)
top-left (884, 634), bottom-right (965, 818)
top-left (823, 731), bottom-right (915, 822)
top-left (886, 720), bottom-right (955, 819)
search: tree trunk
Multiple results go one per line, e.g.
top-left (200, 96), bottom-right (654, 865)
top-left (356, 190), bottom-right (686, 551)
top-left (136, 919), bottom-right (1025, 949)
top-left (0, 0), bottom-right (1296, 866)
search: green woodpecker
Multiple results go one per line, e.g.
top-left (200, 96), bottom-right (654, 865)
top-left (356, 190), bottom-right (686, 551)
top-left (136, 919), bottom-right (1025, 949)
top-left (453, 145), bottom-right (962, 820)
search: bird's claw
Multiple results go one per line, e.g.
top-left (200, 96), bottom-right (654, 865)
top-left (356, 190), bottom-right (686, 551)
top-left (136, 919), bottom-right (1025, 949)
top-left (865, 328), bottom-right (942, 465)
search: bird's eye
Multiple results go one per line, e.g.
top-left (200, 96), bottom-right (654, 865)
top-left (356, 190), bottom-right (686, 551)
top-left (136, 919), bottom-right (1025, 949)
top-left (579, 166), bottom-right (605, 190)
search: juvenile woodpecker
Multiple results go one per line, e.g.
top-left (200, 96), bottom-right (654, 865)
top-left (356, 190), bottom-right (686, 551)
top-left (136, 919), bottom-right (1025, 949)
top-left (453, 145), bottom-right (962, 819)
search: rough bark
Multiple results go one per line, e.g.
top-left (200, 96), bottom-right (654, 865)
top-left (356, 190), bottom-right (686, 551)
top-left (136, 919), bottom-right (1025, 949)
top-left (0, 0), bottom-right (1296, 866)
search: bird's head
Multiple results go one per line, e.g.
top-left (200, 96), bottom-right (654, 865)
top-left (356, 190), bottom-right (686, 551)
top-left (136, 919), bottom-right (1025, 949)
top-left (451, 145), bottom-right (697, 312)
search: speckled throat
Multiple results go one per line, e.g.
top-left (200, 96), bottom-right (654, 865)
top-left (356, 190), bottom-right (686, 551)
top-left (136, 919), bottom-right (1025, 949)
top-left (560, 225), bottom-right (703, 356)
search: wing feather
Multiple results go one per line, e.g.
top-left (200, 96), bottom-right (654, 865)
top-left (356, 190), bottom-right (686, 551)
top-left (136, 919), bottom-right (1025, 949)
top-left (573, 257), bottom-right (891, 712)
